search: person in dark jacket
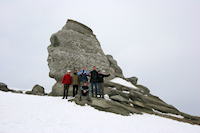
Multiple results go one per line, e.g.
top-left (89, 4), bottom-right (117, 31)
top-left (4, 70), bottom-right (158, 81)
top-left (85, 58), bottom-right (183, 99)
top-left (71, 70), bottom-right (80, 97)
top-left (89, 66), bottom-right (98, 97)
top-left (62, 70), bottom-right (72, 99)
top-left (97, 70), bottom-right (111, 98)
top-left (78, 67), bottom-right (89, 87)
top-left (79, 82), bottom-right (90, 101)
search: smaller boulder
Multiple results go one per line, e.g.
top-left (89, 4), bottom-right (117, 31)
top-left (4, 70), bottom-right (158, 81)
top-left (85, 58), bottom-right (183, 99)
top-left (32, 85), bottom-right (45, 94)
top-left (108, 89), bottom-right (129, 100)
top-left (129, 90), bottom-right (143, 101)
top-left (0, 82), bottom-right (9, 92)
top-left (136, 85), bottom-right (150, 94)
top-left (12, 90), bottom-right (23, 94)
top-left (127, 77), bottom-right (138, 85)
top-left (25, 84), bottom-right (45, 96)
top-left (110, 95), bottom-right (130, 104)
top-left (91, 98), bottom-right (109, 109)
top-left (131, 100), bottom-right (146, 108)
top-left (25, 91), bottom-right (32, 95)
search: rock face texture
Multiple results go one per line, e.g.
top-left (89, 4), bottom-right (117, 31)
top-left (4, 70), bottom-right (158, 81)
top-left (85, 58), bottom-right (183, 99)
top-left (106, 55), bottom-right (124, 77)
top-left (47, 19), bottom-right (122, 96)
top-left (0, 82), bottom-right (9, 92)
top-left (127, 76), bottom-right (138, 85)
top-left (0, 82), bottom-right (23, 93)
top-left (72, 80), bottom-right (200, 125)
top-left (45, 19), bottom-right (200, 125)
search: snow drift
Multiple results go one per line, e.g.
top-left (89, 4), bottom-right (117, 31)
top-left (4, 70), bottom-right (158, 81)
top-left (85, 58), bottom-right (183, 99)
top-left (0, 91), bottom-right (200, 133)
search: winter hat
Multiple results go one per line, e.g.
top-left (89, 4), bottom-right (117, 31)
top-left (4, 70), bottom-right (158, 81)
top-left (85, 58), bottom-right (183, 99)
top-left (67, 70), bottom-right (71, 73)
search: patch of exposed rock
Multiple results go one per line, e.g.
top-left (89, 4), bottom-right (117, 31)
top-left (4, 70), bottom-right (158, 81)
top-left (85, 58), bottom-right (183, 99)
top-left (106, 55), bottom-right (124, 78)
top-left (0, 82), bottom-right (23, 93)
top-left (127, 76), bottom-right (138, 85)
top-left (0, 82), bottom-right (9, 92)
top-left (26, 84), bottom-right (46, 96)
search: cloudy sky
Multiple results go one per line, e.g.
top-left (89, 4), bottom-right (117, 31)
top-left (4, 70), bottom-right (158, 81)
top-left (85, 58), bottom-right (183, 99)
top-left (0, 0), bottom-right (199, 116)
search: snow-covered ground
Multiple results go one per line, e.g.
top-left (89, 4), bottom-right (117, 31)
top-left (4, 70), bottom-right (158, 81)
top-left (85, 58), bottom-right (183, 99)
top-left (0, 91), bottom-right (200, 133)
top-left (110, 77), bottom-right (138, 89)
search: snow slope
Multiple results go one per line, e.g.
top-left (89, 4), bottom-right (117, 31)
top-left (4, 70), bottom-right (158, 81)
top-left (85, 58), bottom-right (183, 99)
top-left (110, 77), bottom-right (138, 89)
top-left (0, 91), bottom-right (200, 133)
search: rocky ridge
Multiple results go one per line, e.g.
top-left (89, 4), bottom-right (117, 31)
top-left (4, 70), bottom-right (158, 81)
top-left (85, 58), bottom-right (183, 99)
top-left (1, 19), bottom-right (199, 126)
top-left (46, 19), bottom-right (200, 125)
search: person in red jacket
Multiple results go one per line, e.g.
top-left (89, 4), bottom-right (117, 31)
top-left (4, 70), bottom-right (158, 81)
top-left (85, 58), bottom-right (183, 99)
top-left (62, 70), bottom-right (72, 99)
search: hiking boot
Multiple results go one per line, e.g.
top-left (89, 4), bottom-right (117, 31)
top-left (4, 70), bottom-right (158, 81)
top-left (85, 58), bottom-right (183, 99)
top-left (87, 98), bottom-right (91, 101)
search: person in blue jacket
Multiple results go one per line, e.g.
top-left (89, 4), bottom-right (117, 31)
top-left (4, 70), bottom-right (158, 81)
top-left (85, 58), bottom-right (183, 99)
top-left (78, 67), bottom-right (89, 87)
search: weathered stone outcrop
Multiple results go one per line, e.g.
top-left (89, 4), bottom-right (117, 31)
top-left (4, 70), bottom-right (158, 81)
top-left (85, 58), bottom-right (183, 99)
top-left (0, 82), bottom-right (9, 92)
top-left (47, 19), bottom-right (122, 96)
top-left (26, 84), bottom-right (45, 96)
top-left (127, 76), bottom-right (138, 85)
top-left (74, 80), bottom-right (200, 125)
top-left (46, 19), bottom-right (200, 125)
top-left (106, 55), bottom-right (124, 78)
top-left (74, 95), bottom-right (142, 116)
top-left (0, 82), bottom-right (23, 93)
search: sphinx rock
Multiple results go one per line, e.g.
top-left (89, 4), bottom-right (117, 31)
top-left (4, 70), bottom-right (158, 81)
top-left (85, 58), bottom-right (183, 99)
top-left (47, 19), bottom-right (122, 96)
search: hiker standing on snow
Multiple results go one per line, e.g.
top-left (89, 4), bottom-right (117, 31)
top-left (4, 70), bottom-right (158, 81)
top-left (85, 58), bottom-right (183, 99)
top-left (78, 67), bottom-right (89, 87)
top-left (62, 70), bottom-right (72, 99)
top-left (97, 70), bottom-right (111, 98)
top-left (71, 70), bottom-right (80, 97)
top-left (89, 66), bottom-right (98, 97)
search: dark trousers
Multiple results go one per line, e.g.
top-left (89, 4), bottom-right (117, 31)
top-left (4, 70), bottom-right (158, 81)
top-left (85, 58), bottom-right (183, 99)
top-left (63, 84), bottom-right (70, 99)
top-left (73, 85), bottom-right (79, 97)
top-left (79, 90), bottom-right (89, 99)
top-left (98, 82), bottom-right (104, 98)
top-left (91, 82), bottom-right (98, 97)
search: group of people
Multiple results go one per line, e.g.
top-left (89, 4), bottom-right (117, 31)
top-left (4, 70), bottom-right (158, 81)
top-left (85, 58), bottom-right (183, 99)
top-left (61, 66), bottom-right (111, 101)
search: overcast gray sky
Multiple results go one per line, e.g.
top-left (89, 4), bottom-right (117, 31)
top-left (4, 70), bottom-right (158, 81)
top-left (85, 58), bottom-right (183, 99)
top-left (0, 0), bottom-right (199, 116)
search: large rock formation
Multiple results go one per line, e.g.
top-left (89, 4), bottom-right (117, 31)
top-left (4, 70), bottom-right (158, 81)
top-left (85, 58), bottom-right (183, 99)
top-left (47, 19), bottom-right (123, 96)
top-left (46, 19), bottom-right (200, 125)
